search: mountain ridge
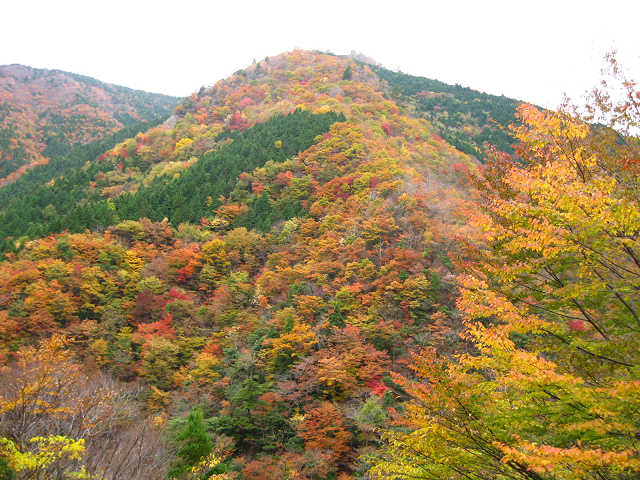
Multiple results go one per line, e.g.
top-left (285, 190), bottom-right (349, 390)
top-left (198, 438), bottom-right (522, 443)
top-left (1, 63), bottom-right (175, 97)
top-left (0, 63), bottom-right (180, 184)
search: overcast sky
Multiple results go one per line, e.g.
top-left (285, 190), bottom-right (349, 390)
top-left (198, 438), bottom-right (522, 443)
top-left (2, 0), bottom-right (638, 109)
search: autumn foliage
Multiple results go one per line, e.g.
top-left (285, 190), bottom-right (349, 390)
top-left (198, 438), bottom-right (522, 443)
top-left (3, 49), bottom-right (631, 479)
top-left (372, 56), bottom-right (640, 480)
top-left (0, 64), bottom-right (177, 184)
top-left (0, 50), bottom-right (479, 478)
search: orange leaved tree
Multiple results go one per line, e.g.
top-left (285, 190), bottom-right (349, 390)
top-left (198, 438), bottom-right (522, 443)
top-left (372, 59), bottom-right (640, 480)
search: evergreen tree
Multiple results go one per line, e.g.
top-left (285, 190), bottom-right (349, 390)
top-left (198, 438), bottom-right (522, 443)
top-left (342, 64), bottom-right (353, 80)
top-left (169, 408), bottom-right (213, 479)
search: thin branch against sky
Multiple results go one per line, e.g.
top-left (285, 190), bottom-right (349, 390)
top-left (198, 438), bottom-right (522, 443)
top-left (2, 0), bottom-right (638, 109)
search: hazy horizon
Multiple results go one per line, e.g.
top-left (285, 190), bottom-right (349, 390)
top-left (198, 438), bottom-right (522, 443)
top-left (3, 0), bottom-right (639, 109)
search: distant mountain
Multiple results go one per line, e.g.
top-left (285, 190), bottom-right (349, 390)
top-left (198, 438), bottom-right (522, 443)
top-left (0, 64), bottom-right (179, 183)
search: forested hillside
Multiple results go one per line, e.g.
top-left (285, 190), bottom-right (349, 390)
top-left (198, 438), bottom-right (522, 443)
top-left (0, 50), bottom-right (475, 478)
top-left (0, 64), bottom-right (179, 183)
top-left (371, 65), bottom-right (521, 158)
top-left (0, 110), bottom-right (342, 252)
top-left (1, 50), bottom-right (637, 480)
top-left (371, 59), bottom-right (640, 479)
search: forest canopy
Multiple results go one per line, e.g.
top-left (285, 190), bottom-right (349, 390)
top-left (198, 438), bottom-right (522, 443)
top-left (1, 49), bottom-right (638, 480)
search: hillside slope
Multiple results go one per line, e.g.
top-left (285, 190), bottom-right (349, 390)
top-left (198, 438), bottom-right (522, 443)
top-left (0, 51), bottom-right (523, 253)
top-left (0, 50), bottom-right (518, 478)
top-left (0, 64), bottom-right (179, 183)
top-left (370, 64), bottom-right (521, 158)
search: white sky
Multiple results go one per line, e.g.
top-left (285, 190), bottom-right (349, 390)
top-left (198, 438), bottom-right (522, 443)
top-left (2, 0), bottom-right (638, 109)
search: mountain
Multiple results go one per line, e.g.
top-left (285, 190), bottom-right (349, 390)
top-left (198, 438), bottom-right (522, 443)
top-left (0, 50), bottom-right (527, 478)
top-left (0, 64), bottom-right (179, 183)
top-left (0, 52), bottom-right (524, 252)
top-left (369, 64), bottom-right (521, 157)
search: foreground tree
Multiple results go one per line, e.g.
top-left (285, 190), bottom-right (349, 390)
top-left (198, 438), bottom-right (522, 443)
top-left (0, 335), bottom-right (168, 479)
top-left (371, 58), bottom-right (640, 479)
top-left (0, 435), bottom-right (87, 480)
